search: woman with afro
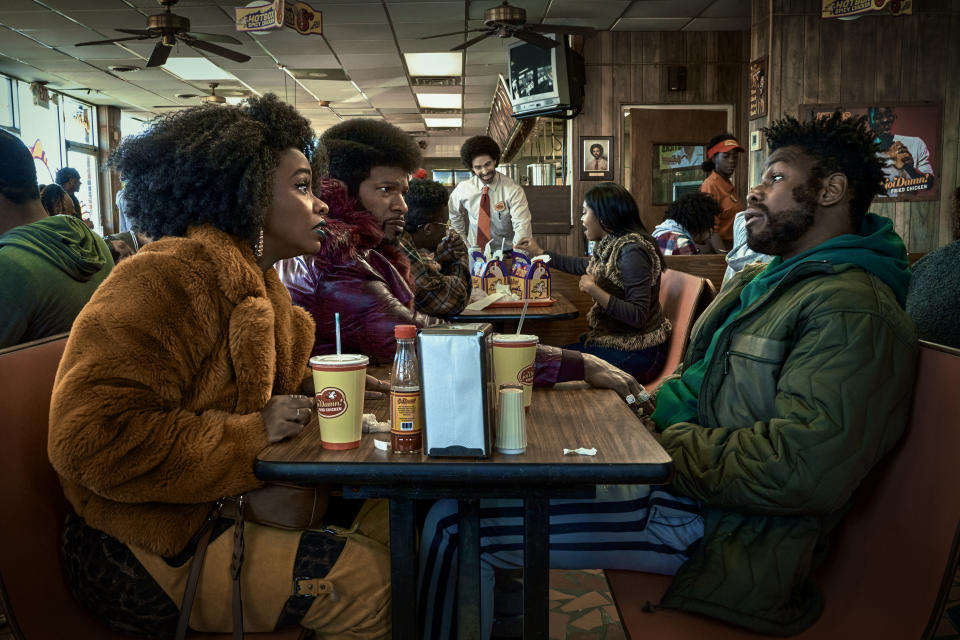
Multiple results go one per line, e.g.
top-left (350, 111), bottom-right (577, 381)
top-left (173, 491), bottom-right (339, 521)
top-left (48, 95), bottom-right (392, 638)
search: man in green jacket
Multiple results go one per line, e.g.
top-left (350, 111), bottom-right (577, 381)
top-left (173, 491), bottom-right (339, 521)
top-left (418, 111), bottom-right (918, 639)
top-left (0, 130), bottom-right (113, 348)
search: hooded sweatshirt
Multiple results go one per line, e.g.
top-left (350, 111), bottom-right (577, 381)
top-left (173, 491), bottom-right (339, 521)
top-left (653, 213), bottom-right (911, 428)
top-left (0, 214), bottom-right (113, 347)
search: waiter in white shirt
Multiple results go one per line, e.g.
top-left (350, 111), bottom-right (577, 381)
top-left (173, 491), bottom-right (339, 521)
top-left (448, 135), bottom-right (532, 253)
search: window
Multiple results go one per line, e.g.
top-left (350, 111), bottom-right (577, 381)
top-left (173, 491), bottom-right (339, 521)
top-left (0, 76), bottom-right (15, 129)
top-left (16, 80), bottom-right (62, 186)
top-left (66, 146), bottom-right (101, 234)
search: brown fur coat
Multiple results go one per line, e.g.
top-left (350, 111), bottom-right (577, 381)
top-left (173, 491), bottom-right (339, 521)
top-left (48, 225), bottom-right (315, 556)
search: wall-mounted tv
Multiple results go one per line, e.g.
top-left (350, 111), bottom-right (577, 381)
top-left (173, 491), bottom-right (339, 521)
top-left (507, 38), bottom-right (584, 119)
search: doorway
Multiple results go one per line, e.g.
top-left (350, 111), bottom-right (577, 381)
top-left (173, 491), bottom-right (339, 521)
top-left (623, 107), bottom-right (736, 232)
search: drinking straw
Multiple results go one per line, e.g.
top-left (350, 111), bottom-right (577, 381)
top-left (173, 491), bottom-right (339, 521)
top-left (334, 312), bottom-right (342, 360)
top-left (500, 238), bottom-right (506, 256)
top-left (516, 300), bottom-right (530, 335)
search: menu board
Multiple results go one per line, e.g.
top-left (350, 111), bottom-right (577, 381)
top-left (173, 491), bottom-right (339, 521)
top-left (488, 75), bottom-right (518, 151)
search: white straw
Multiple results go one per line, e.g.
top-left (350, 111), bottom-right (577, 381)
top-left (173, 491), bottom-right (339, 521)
top-left (516, 300), bottom-right (529, 335)
top-left (334, 312), bottom-right (342, 360)
top-left (500, 238), bottom-right (505, 255)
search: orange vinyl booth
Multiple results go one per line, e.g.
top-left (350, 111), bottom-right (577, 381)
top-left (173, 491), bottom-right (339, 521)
top-left (607, 340), bottom-right (960, 640)
top-left (0, 333), bottom-right (301, 640)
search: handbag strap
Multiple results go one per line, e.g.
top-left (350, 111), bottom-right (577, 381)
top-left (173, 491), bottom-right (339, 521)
top-left (231, 495), bottom-right (246, 640)
top-left (175, 500), bottom-right (224, 640)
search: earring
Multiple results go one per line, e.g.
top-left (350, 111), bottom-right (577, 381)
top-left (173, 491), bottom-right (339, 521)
top-left (254, 228), bottom-right (264, 258)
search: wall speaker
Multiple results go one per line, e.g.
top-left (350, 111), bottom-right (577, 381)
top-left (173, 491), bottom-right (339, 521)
top-left (667, 66), bottom-right (686, 92)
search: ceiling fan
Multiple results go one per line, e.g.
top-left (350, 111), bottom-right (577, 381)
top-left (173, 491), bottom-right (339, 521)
top-left (422, 0), bottom-right (594, 51)
top-left (152, 83), bottom-right (239, 108)
top-left (75, 0), bottom-right (250, 68)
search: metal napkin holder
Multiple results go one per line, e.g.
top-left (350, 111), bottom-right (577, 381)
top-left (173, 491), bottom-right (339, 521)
top-left (417, 323), bottom-right (494, 457)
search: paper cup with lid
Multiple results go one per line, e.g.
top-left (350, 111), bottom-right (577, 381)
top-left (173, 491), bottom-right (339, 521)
top-left (309, 354), bottom-right (369, 449)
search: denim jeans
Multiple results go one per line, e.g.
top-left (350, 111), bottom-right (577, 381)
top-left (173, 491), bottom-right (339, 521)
top-left (564, 339), bottom-right (669, 384)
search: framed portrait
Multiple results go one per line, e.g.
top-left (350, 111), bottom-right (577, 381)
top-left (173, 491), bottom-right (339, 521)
top-left (800, 103), bottom-right (941, 201)
top-left (579, 136), bottom-right (614, 181)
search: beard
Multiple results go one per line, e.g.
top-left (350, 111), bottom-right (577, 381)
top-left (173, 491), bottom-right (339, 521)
top-left (746, 185), bottom-right (818, 256)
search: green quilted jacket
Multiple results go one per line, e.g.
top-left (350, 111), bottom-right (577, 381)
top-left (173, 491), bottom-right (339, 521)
top-left (657, 257), bottom-right (918, 635)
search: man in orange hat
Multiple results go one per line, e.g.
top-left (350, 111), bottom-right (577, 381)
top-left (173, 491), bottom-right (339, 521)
top-left (699, 133), bottom-right (745, 251)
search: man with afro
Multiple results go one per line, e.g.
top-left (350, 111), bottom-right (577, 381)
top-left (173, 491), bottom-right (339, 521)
top-left (652, 191), bottom-right (720, 255)
top-left (448, 135), bottom-right (531, 253)
top-left (0, 130), bottom-right (113, 347)
top-left (398, 178), bottom-right (472, 316)
top-left (419, 111), bottom-right (918, 639)
top-left (277, 118), bottom-right (438, 363)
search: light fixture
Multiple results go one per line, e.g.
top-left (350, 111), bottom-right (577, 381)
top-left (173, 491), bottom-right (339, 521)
top-left (416, 93), bottom-right (462, 109)
top-left (424, 116), bottom-right (462, 128)
top-left (161, 58), bottom-right (239, 81)
top-left (404, 53), bottom-right (463, 77)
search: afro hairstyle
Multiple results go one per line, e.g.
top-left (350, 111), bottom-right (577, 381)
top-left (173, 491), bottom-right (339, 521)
top-left (762, 111), bottom-right (886, 227)
top-left (0, 130), bottom-right (40, 204)
top-left (320, 119), bottom-right (421, 196)
top-left (459, 135), bottom-right (501, 169)
top-left (403, 179), bottom-right (450, 233)
top-left (40, 184), bottom-right (73, 216)
top-left (700, 132), bottom-right (737, 174)
top-left (109, 93), bottom-right (315, 242)
top-left (663, 192), bottom-right (721, 237)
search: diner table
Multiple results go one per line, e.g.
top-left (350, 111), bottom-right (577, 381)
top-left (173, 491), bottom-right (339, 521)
top-left (255, 381), bottom-right (673, 639)
top-left (445, 292), bottom-right (579, 333)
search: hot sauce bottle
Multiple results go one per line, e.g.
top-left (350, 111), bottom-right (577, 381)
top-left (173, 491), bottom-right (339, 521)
top-left (390, 324), bottom-right (423, 454)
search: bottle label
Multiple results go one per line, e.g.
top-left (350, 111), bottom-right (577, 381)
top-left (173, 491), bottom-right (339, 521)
top-left (390, 390), bottom-right (422, 434)
top-left (316, 387), bottom-right (347, 418)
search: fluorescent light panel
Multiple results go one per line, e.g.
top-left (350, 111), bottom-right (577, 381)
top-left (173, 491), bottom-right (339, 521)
top-left (161, 58), bottom-right (239, 81)
top-left (416, 93), bottom-right (462, 109)
top-left (404, 52), bottom-right (462, 77)
top-left (424, 116), bottom-right (462, 128)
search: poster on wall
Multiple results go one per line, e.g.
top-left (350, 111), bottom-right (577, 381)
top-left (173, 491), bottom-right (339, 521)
top-left (657, 145), bottom-right (703, 171)
top-left (801, 103), bottom-right (940, 201)
top-left (749, 57), bottom-right (767, 120)
top-left (821, 0), bottom-right (912, 19)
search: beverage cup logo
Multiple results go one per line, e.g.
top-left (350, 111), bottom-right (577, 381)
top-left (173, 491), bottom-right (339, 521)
top-left (517, 364), bottom-right (535, 385)
top-left (317, 387), bottom-right (347, 418)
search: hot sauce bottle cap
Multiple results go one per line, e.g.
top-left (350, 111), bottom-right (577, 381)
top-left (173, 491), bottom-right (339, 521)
top-left (395, 324), bottom-right (417, 339)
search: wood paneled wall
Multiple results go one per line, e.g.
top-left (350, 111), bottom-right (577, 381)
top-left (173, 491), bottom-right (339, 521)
top-left (534, 30), bottom-right (750, 258)
top-left (750, 0), bottom-right (960, 251)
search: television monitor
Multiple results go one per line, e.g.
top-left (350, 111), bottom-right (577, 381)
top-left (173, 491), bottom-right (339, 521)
top-left (507, 38), bottom-right (584, 119)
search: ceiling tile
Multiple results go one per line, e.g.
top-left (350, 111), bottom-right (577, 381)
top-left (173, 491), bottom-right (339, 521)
top-left (622, 0), bottom-right (712, 19)
top-left (683, 17), bottom-right (750, 30)
top-left (545, 0), bottom-right (629, 20)
top-left (388, 3), bottom-right (465, 21)
top-left (255, 34), bottom-right (332, 56)
top-left (701, 0), bottom-right (752, 18)
top-left (613, 17), bottom-right (691, 31)
top-left (42, 0), bottom-right (131, 9)
top-left (274, 54), bottom-right (339, 69)
top-left (339, 53), bottom-right (408, 70)
top-left (315, 4), bottom-right (387, 24)
top-left (324, 39), bottom-right (397, 55)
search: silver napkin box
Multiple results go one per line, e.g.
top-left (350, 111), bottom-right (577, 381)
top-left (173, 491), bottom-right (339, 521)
top-left (417, 323), bottom-right (494, 457)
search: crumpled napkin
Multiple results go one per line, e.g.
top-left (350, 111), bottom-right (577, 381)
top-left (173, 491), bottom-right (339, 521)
top-left (563, 447), bottom-right (597, 456)
top-left (493, 282), bottom-right (520, 299)
top-left (362, 413), bottom-right (390, 433)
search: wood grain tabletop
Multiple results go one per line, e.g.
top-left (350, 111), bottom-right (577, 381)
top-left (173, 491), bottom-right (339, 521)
top-left (446, 292), bottom-right (580, 322)
top-left (256, 383), bottom-right (673, 487)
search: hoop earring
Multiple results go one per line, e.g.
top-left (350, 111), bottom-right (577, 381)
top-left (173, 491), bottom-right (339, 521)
top-left (254, 228), bottom-right (264, 258)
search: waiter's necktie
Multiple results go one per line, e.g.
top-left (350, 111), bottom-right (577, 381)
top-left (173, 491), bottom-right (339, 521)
top-left (477, 185), bottom-right (491, 249)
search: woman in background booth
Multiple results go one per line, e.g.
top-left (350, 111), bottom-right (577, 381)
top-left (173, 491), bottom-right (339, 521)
top-left (48, 95), bottom-right (392, 638)
top-left (515, 182), bottom-right (671, 383)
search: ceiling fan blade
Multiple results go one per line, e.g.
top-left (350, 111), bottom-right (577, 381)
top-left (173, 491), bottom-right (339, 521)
top-left (146, 41), bottom-right (172, 67)
top-left (115, 28), bottom-right (154, 36)
top-left (183, 38), bottom-right (251, 63)
top-left (527, 24), bottom-right (595, 35)
top-left (511, 29), bottom-right (560, 49)
top-left (75, 35), bottom-right (152, 47)
top-left (185, 31), bottom-right (242, 45)
top-left (421, 27), bottom-right (488, 40)
top-left (450, 31), bottom-right (495, 51)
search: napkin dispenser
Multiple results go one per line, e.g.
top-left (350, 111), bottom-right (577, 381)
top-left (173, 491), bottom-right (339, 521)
top-left (417, 323), bottom-right (495, 457)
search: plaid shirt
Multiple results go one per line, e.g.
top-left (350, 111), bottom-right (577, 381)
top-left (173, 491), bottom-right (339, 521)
top-left (399, 231), bottom-right (472, 317)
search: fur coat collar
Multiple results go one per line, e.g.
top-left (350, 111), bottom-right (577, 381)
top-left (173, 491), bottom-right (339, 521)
top-left (317, 178), bottom-right (414, 288)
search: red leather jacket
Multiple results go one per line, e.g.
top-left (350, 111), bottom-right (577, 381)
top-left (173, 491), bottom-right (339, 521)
top-left (276, 179), bottom-right (583, 382)
top-left (276, 179), bottom-right (437, 363)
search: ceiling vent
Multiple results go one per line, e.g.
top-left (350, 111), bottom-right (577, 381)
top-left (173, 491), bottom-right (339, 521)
top-left (288, 68), bottom-right (351, 81)
top-left (411, 76), bottom-right (462, 87)
top-left (108, 65), bottom-right (140, 73)
top-left (420, 108), bottom-right (461, 115)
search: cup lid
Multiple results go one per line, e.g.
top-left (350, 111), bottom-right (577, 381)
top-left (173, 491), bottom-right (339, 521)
top-left (492, 333), bottom-right (538, 344)
top-left (310, 354), bottom-right (369, 366)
